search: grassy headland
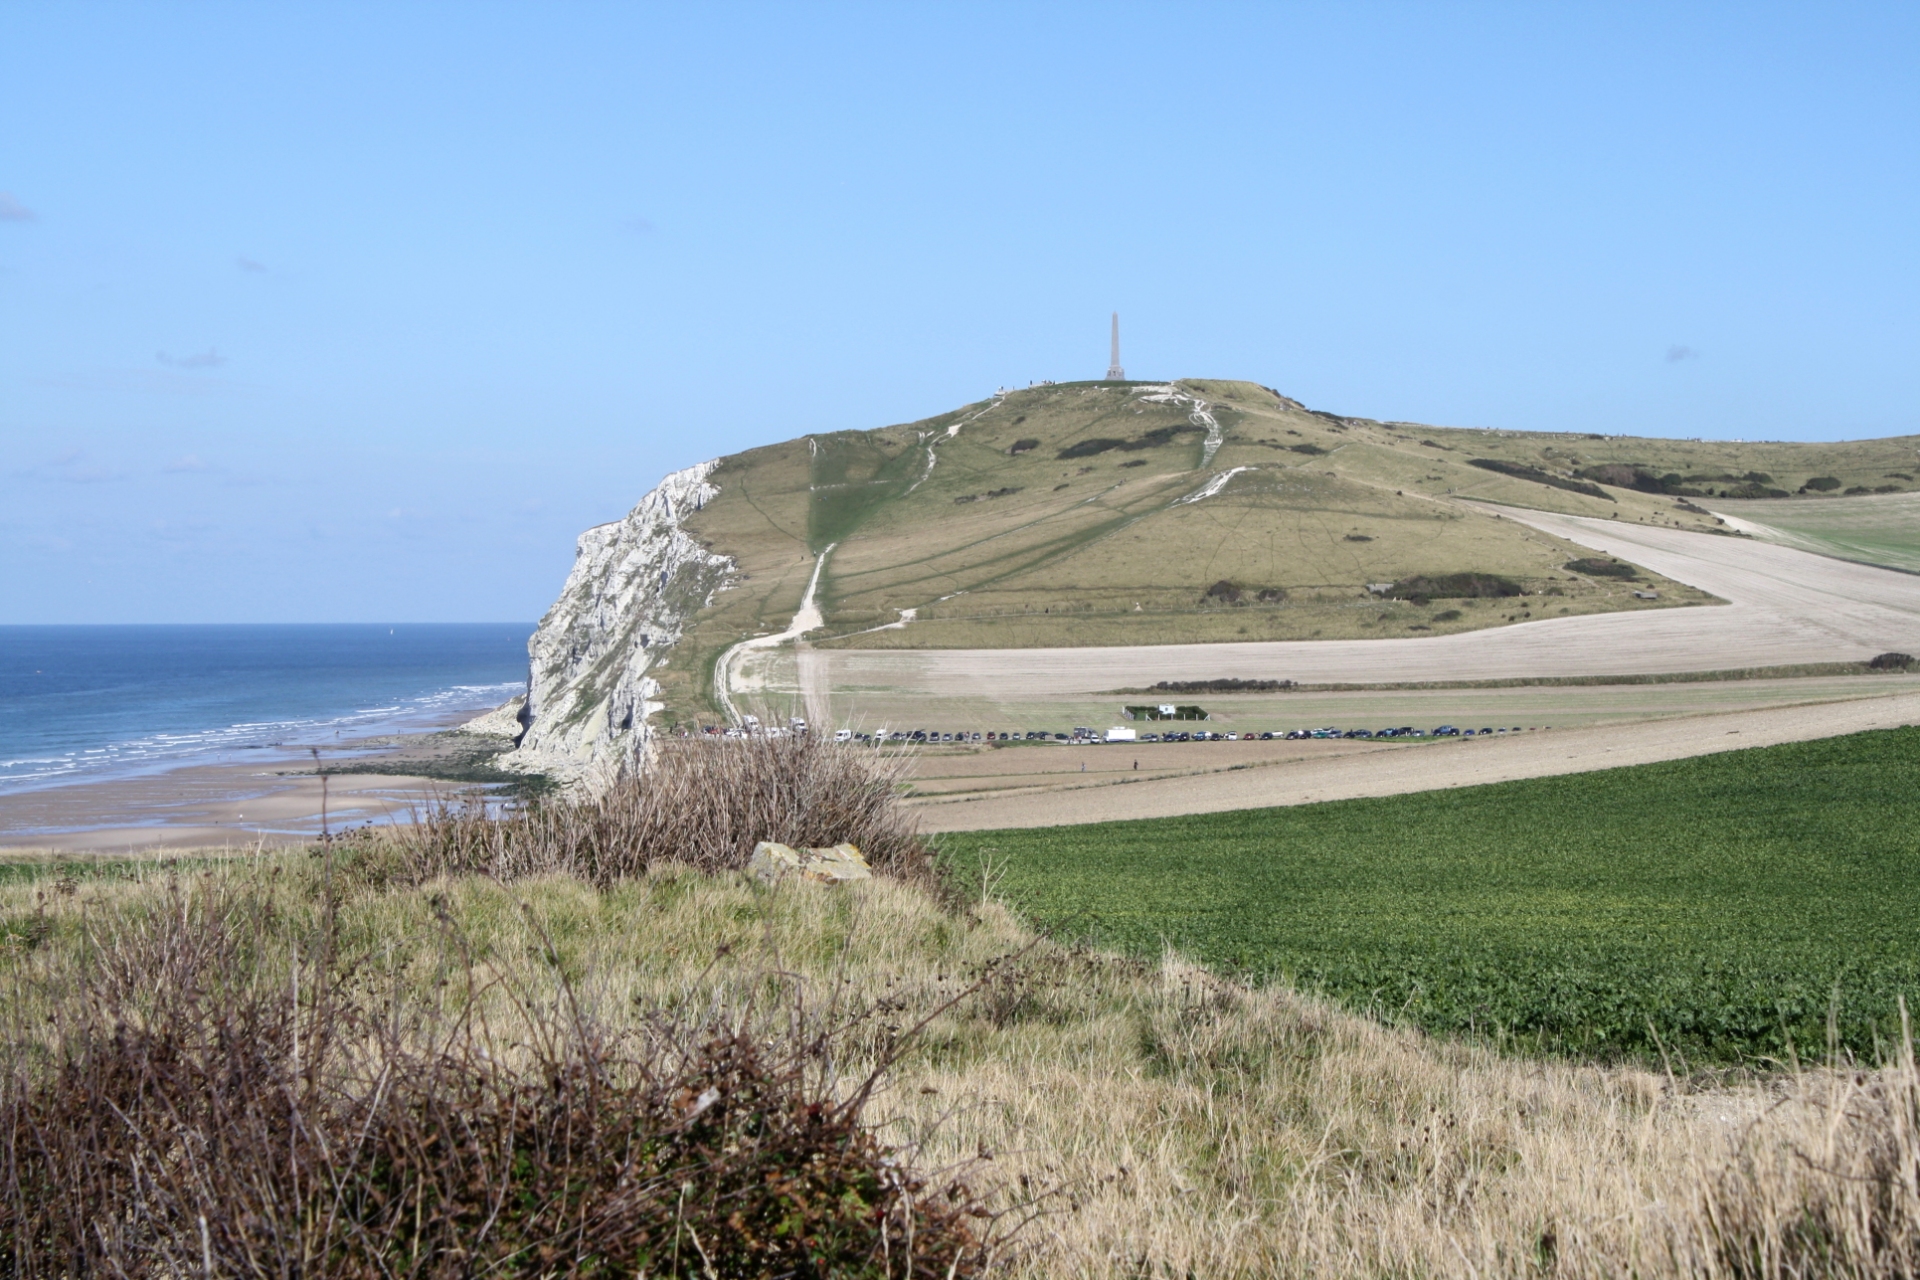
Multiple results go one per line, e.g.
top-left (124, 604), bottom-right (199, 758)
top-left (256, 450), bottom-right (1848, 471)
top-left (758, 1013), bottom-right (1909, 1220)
top-left (575, 374), bottom-right (1920, 728)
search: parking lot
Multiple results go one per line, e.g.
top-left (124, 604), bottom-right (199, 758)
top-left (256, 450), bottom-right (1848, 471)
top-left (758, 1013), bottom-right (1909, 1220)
top-left (833, 723), bottom-right (1544, 745)
top-left (904, 689), bottom-right (1920, 831)
top-left (901, 732), bottom-right (1411, 804)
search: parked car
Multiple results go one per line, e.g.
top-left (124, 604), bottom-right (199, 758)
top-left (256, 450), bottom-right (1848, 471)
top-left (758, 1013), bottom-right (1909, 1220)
top-left (1433, 725), bottom-right (1460, 737)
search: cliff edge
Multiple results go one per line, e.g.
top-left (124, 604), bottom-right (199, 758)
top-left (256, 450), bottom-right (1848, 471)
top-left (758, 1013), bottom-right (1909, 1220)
top-left (498, 460), bottom-right (733, 789)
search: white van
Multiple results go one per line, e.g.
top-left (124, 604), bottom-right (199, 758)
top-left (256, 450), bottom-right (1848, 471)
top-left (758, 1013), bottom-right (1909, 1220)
top-left (1105, 727), bottom-right (1137, 742)
top-left (834, 728), bottom-right (854, 743)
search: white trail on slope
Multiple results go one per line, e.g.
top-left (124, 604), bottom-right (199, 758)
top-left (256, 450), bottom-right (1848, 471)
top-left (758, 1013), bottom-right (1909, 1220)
top-left (906, 392), bottom-right (1006, 495)
top-left (1175, 466), bottom-right (1255, 505)
top-left (1132, 384), bottom-right (1224, 467)
top-left (712, 543), bottom-right (835, 727)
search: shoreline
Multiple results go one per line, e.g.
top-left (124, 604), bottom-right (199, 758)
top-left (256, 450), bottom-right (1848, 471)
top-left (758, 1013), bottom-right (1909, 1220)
top-left (0, 712), bottom-right (522, 853)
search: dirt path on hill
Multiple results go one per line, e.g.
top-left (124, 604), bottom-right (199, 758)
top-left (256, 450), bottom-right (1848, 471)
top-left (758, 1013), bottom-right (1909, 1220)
top-left (910, 689), bottom-right (1920, 831)
top-left (714, 543), bottom-right (835, 726)
top-left (818, 514), bottom-right (1920, 699)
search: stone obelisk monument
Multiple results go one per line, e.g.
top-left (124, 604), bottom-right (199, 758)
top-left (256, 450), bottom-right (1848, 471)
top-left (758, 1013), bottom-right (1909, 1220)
top-left (1106, 311), bottom-right (1125, 380)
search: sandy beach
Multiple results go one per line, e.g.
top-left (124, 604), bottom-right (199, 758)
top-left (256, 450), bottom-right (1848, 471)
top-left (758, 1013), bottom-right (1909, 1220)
top-left (0, 716), bottom-right (516, 854)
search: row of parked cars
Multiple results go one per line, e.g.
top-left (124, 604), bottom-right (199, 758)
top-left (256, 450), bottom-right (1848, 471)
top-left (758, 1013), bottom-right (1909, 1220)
top-left (817, 725), bottom-right (1538, 744)
top-left (1136, 725), bottom-right (1532, 741)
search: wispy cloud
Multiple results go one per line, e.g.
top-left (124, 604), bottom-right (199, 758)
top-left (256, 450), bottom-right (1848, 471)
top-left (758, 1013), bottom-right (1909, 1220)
top-left (0, 193), bottom-right (35, 222)
top-left (1666, 345), bottom-right (1699, 363)
top-left (147, 516), bottom-right (216, 542)
top-left (16, 449), bottom-right (127, 485)
top-left (33, 368), bottom-right (228, 397)
top-left (165, 454), bottom-right (212, 473)
top-left (236, 255), bottom-right (266, 273)
top-left (156, 349), bottom-right (227, 369)
top-left (618, 214), bottom-right (656, 235)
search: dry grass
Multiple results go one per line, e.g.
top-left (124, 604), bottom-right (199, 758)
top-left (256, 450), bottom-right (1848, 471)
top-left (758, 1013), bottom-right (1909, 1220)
top-left (0, 866), bottom-right (1001, 1277)
top-left (6, 846), bottom-right (1920, 1277)
top-left (397, 734), bottom-right (934, 888)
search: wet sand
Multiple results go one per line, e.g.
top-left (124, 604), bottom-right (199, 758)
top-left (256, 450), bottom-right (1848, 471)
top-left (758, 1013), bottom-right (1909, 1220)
top-left (0, 719), bottom-right (515, 854)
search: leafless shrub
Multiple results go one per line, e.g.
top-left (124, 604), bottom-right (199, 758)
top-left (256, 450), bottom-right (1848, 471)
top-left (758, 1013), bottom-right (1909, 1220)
top-left (399, 734), bottom-right (933, 888)
top-left (0, 879), bottom-right (998, 1278)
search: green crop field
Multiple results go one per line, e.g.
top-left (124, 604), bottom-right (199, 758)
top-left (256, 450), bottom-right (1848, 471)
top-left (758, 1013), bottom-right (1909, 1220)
top-left (937, 726), bottom-right (1920, 1067)
top-left (1707, 491), bottom-right (1920, 574)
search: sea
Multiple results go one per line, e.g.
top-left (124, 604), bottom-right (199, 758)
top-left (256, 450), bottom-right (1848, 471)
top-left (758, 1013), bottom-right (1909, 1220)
top-left (0, 624), bottom-right (531, 796)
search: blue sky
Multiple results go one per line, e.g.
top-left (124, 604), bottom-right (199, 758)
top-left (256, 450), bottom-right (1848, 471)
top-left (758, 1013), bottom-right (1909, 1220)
top-left (3, 3), bottom-right (1916, 623)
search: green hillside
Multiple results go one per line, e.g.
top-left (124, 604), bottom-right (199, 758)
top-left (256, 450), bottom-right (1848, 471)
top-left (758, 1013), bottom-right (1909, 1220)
top-left (1706, 491), bottom-right (1920, 574)
top-left (648, 380), bottom-right (1917, 723)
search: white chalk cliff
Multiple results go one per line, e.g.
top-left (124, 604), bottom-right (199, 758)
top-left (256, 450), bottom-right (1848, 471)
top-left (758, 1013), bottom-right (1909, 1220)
top-left (500, 460), bottom-right (733, 789)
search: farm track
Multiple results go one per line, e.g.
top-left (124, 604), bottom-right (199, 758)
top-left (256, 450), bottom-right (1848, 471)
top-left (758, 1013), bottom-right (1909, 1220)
top-left (911, 688), bottom-right (1920, 831)
top-left (819, 513), bottom-right (1920, 696)
top-left (842, 511), bottom-right (1920, 828)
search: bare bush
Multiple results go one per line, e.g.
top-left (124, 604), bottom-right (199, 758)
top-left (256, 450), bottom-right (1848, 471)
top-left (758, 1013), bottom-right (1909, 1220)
top-left (399, 735), bottom-right (933, 888)
top-left (0, 880), bottom-right (994, 1278)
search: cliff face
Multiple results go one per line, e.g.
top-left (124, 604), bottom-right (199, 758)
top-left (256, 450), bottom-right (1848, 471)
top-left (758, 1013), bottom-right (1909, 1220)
top-left (500, 460), bottom-right (733, 789)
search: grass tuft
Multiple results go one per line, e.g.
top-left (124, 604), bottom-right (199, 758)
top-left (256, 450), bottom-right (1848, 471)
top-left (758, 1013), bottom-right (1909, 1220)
top-left (0, 870), bottom-right (998, 1278)
top-left (399, 734), bottom-right (935, 889)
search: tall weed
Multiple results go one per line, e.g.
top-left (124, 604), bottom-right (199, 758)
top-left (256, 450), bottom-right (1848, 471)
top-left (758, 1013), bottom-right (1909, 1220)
top-left (401, 735), bottom-right (931, 887)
